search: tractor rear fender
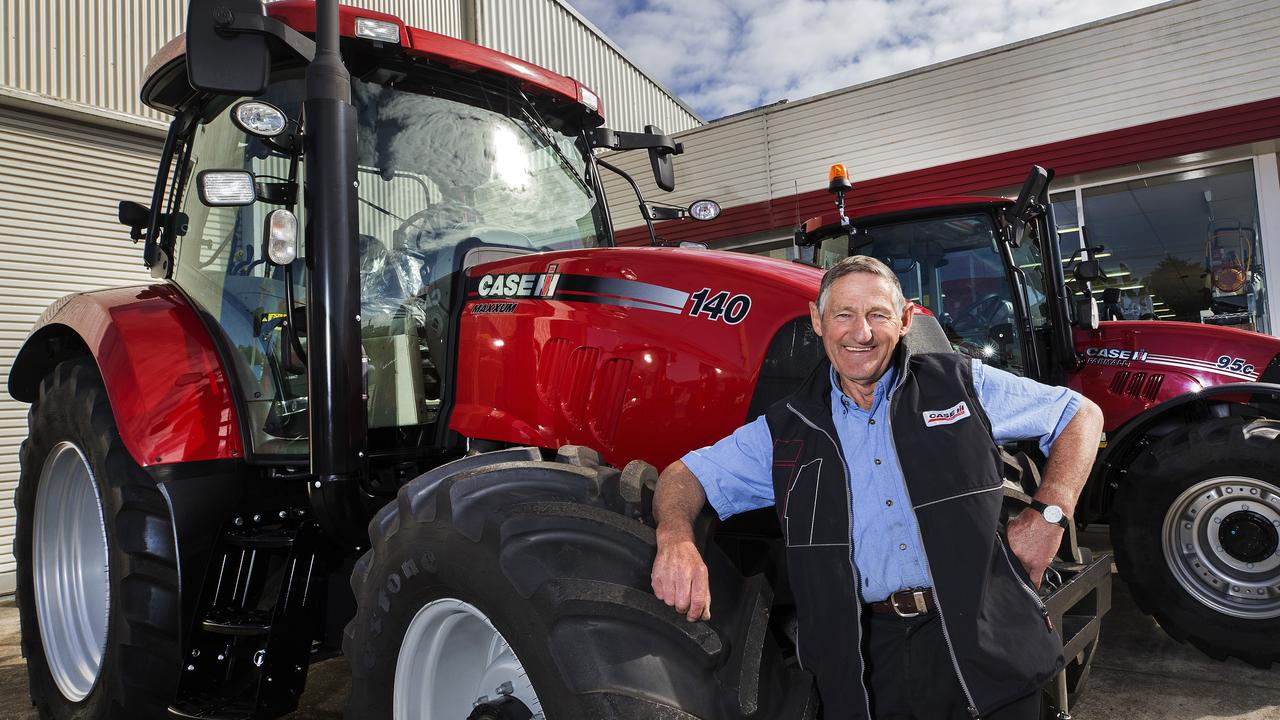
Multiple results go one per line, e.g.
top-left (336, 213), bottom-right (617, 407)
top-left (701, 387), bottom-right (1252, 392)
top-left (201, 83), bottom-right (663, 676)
top-left (1085, 381), bottom-right (1280, 517)
top-left (9, 284), bottom-right (244, 467)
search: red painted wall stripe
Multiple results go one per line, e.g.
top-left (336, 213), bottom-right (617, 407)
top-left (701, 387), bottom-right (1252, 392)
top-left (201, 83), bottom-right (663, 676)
top-left (618, 96), bottom-right (1280, 247)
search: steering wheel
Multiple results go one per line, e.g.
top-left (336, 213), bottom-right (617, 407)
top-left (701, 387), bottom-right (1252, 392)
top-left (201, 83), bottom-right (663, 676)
top-left (394, 202), bottom-right (479, 250)
top-left (950, 293), bottom-right (1013, 336)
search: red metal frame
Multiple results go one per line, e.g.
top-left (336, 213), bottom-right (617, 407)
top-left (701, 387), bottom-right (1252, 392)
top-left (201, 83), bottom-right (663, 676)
top-left (265, 1), bottom-right (603, 122)
top-left (17, 285), bottom-right (243, 467)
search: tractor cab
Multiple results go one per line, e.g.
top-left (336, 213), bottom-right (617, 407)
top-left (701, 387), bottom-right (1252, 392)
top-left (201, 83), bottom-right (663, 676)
top-left (796, 165), bottom-right (1078, 386)
top-left (131, 1), bottom-right (696, 474)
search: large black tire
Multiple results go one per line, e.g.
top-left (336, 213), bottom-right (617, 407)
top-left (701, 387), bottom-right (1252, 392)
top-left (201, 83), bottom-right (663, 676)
top-left (14, 359), bottom-right (182, 719)
top-left (344, 447), bottom-right (815, 719)
top-left (1112, 416), bottom-right (1280, 667)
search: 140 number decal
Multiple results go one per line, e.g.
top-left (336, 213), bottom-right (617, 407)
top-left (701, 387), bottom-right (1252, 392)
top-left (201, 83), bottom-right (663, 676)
top-left (1216, 354), bottom-right (1256, 376)
top-left (688, 288), bottom-right (751, 324)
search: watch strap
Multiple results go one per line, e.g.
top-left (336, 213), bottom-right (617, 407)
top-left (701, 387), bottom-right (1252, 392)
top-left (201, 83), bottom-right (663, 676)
top-left (1027, 499), bottom-right (1070, 529)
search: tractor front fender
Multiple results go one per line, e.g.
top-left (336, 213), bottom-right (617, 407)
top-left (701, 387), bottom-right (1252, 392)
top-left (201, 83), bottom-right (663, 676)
top-left (1085, 382), bottom-right (1280, 516)
top-left (9, 284), bottom-right (244, 466)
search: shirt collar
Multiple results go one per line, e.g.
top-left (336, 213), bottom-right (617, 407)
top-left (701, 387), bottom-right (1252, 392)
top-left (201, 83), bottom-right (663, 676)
top-left (829, 362), bottom-right (897, 414)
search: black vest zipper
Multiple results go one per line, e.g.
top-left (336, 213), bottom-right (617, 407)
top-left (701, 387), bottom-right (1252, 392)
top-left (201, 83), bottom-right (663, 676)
top-left (785, 402), bottom-right (874, 720)
top-left (886, 402), bottom-right (982, 718)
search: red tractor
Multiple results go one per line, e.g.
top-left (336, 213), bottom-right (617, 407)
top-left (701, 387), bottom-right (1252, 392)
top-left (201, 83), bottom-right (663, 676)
top-left (795, 165), bottom-right (1280, 669)
top-left (8, 2), bottom-right (1110, 719)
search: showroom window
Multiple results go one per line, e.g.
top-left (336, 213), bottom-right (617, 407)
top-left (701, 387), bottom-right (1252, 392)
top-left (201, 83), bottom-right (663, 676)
top-left (1058, 160), bottom-right (1268, 333)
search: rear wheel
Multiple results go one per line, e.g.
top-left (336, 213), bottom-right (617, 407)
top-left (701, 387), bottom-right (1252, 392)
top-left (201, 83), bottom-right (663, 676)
top-left (344, 446), bottom-right (815, 719)
top-left (15, 359), bottom-right (182, 718)
top-left (1113, 416), bottom-right (1280, 667)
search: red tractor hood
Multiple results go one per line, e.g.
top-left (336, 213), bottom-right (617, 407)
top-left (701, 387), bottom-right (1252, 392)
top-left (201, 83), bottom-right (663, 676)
top-left (1071, 320), bottom-right (1280, 431)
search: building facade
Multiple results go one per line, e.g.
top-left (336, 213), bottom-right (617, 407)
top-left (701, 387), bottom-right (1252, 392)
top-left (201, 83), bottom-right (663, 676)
top-left (604, 0), bottom-right (1280, 335)
top-left (0, 0), bottom-right (698, 592)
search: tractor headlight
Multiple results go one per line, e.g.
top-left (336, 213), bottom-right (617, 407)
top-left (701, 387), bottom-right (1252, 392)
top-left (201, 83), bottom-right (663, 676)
top-left (197, 170), bottom-right (256, 206)
top-left (263, 209), bottom-right (298, 265)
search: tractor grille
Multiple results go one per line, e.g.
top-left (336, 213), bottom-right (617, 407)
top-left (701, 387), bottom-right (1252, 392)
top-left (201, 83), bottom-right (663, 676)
top-left (1108, 371), bottom-right (1164, 401)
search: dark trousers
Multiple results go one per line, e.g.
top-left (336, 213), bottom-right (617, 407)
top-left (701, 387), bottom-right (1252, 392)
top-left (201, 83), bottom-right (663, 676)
top-left (861, 610), bottom-right (1040, 720)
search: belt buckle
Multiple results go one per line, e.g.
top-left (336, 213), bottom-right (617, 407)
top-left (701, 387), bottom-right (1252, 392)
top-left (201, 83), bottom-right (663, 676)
top-left (891, 590), bottom-right (928, 618)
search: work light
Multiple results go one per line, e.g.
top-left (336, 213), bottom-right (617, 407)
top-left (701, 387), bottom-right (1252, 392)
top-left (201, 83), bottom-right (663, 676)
top-left (197, 171), bottom-right (256, 206)
top-left (264, 209), bottom-right (298, 265)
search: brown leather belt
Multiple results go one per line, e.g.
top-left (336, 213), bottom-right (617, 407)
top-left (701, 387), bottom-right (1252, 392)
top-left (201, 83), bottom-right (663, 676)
top-left (866, 588), bottom-right (936, 617)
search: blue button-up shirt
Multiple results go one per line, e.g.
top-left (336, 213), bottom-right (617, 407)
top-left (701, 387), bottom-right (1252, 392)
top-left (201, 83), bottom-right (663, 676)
top-left (682, 359), bottom-right (1082, 602)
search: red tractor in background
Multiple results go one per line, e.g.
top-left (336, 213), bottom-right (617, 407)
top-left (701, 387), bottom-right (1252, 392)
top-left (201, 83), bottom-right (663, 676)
top-left (6, 2), bottom-right (1118, 719)
top-left (794, 165), bottom-right (1280, 669)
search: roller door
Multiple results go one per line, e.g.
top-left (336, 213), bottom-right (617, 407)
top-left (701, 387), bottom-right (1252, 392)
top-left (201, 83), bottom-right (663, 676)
top-left (0, 104), bottom-right (162, 592)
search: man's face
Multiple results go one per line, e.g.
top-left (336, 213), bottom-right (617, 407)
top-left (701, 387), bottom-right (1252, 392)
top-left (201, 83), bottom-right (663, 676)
top-left (808, 272), bottom-right (913, 394)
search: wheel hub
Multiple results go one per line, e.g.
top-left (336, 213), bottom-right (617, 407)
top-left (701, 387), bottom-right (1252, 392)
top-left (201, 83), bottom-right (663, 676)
top-left (1162, 476), bottom-right (1280, 619)
top-left (393, 598), bottom-right (543, 720)
top-left (32, 442), bottom-right (110, 702)
top-left (468, 695), bottom-right (533, 720)
top-left (1218, 510), bottom-right (1279, 564)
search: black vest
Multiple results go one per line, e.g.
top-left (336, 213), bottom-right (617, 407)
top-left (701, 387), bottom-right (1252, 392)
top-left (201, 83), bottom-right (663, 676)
top-left (765, 350), bottom-right (1063, 719)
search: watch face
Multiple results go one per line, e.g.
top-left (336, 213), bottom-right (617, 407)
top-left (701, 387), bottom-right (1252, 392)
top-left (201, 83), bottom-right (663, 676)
top-left (1043, 505), bottom-right (1064, 524)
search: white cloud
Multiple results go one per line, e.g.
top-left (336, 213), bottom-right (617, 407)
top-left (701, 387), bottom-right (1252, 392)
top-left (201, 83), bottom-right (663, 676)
top-left (568, 0), bottom-right (1168, 119)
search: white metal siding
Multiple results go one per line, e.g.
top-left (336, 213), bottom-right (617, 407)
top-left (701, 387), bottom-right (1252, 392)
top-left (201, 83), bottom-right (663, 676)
top-left (475, 0), bottom-right (699, 134)
top-left (605, 0), bottom-right (1280, 232)
top-left (0, 105), bottom-right (162, 591)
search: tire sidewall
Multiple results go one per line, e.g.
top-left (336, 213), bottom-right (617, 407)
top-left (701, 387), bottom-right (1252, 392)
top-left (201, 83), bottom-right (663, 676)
top-left (347, 519), bottom-right (582, 719)
top-left (15, 361), bottom-right (179, 719)
top-left (1113, 418), bottom-right (1280, 661)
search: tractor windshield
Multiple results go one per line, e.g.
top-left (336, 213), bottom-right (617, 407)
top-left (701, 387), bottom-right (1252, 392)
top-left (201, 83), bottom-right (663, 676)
top-left (173, 70), bottom-right (604, 457)
top-left (854, 213), bottom-right (1041, 374)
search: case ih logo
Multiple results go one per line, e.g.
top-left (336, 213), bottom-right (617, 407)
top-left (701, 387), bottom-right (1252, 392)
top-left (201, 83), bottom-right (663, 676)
top-left (923, 401), bottom-right (970, 427)
top-left (476, 264), bottom-right (561, 298)
top-left (1084, 347), bottom-right (1149, 366)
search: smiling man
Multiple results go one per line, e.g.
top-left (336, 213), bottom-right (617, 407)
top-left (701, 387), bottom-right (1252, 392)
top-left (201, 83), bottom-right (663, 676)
top-left (651, 255), bottom-right (1104, 720)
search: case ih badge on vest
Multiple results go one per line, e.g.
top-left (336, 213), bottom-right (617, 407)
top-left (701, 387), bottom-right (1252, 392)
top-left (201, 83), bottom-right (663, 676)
top-left (923, 401), bottom-right (970, 427)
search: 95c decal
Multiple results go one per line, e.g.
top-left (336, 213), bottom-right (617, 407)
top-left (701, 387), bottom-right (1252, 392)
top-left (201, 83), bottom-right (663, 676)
top-left (1217, 355), bottom-right (1256, 376)
top-left (688, 288), bottom-right (752, 324)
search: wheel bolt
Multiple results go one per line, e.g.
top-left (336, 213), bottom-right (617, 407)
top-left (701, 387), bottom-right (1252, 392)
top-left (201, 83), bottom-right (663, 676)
top-left (496, 681), bottom-right (514, 695)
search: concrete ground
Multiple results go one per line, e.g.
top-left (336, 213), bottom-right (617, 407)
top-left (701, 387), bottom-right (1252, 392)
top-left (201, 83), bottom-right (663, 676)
top-left (1, 544), bottom-right (1276, 718)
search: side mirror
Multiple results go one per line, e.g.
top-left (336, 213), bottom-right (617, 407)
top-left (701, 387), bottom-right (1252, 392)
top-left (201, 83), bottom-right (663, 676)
top-left (1005, 165), bottom-right (1050, 248)
top-left (186, 0), bottom-right (271, 96)
top-left (645, 125), bottom-right (677, 192)
top-left (118, 201), bottom-right (150, 240)
top-left (1074, 259), bottom-right (1106, 283)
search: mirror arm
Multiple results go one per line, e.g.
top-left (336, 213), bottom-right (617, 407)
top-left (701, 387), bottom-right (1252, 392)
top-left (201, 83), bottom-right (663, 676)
top-left (216, 12), bottom-right (317, 63)
top-left (596, 157), bottom-right (658, 246)
top-left (591, 128), bottom-right (683, 155)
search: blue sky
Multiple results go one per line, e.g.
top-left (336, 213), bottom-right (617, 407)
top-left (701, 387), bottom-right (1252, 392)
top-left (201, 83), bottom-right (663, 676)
top-left (566, 0), bottom-right (1170, 121)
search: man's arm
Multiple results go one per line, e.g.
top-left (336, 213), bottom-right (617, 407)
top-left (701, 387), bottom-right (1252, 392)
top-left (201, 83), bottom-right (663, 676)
top-left (1006, 397), bottom-right (1105, 587)
top-left (652, 460), bottom-right (713, 621)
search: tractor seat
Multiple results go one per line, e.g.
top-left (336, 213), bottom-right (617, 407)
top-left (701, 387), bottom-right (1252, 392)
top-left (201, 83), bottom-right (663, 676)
top-left (904, 310), bottom-right (957, 356)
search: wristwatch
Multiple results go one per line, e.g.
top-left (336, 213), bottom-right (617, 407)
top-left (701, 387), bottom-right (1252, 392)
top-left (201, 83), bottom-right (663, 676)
top-left (1028, 500), bottom-right (1070, 529)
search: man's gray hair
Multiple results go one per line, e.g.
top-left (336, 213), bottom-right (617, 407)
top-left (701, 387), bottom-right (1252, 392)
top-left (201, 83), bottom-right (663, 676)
top-left (816, 255), bottom-right (908, 315)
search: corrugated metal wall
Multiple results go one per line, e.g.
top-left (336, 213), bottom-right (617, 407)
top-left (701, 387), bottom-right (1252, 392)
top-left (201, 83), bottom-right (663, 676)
top-left (603, 0), bottom-right (1280, 233)
top-left (475, 0), bottom-right (699, 134)
top-left (0, 107), bottom-right (163, 590)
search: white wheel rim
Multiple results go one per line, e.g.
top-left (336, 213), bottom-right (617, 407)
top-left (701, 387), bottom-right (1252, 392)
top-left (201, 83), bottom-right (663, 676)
top-left (1162, 476), bottom-right (1280, 619)
top-left (33, 441), bottom-right (110, 702)
top-left (394, 598), bottom-right (543, 719)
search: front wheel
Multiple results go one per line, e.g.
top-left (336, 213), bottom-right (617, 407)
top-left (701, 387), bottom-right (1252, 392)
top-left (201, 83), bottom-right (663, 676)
top-left (1112, 416), bottom-right (1280, 667)
top-left (15, 358), bottom-right (182, 718)
top-left (344, 447), bottom-right (815, 719)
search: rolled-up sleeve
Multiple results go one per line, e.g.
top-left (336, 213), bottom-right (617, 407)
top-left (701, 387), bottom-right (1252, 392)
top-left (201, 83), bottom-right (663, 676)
top-left (680, 414), bottom-right (776, 520)
top-left (972, 360), bottom-right (1082, 456)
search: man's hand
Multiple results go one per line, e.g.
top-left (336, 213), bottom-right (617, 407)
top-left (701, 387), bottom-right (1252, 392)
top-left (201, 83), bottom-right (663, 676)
top-left (652, 460), bottom-right (713, 622)
top-left (652, 528), bottom-right (711, 621)
top-left (1006, 510), bottom-right (1063, 589)
top-left (1009, 397), bottom-right (1104, 588)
